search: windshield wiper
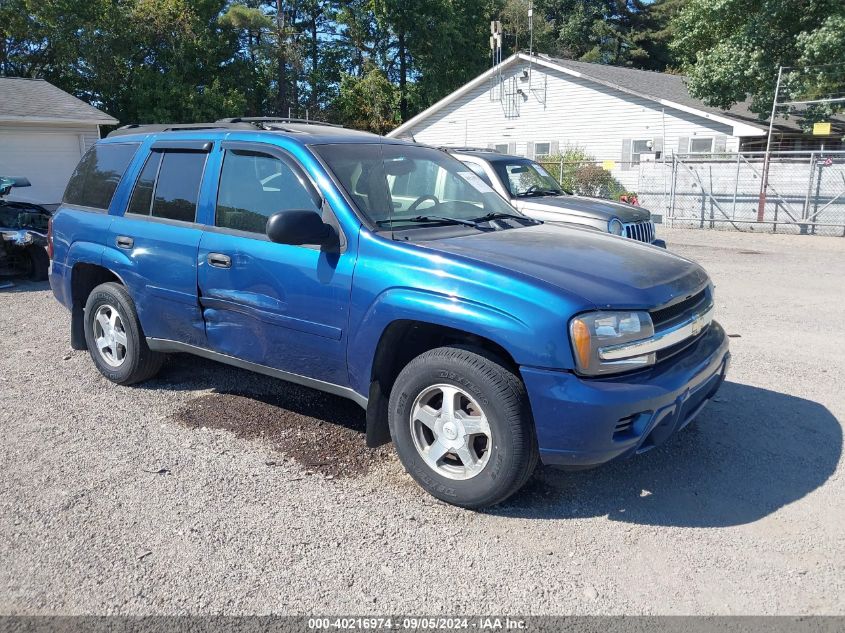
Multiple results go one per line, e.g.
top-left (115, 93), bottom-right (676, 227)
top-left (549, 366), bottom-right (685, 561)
top-left (517, 189), bottom-right (561, 198)
top-left (473, 211), bottom-right (533, 223)
top-left (376, 215), bottom-right (481, 228)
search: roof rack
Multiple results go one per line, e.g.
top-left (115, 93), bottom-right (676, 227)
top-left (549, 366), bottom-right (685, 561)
top-left (439, 146), bottom-right (500, 153)
top-left (108, 122), bottom-right (255, 137)
top-left (217, 117), bottom-right (342, 128)
top-left (108, 117), bottom-right (345, 138)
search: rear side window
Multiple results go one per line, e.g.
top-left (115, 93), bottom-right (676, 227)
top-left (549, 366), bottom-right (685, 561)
top-left (126, 150), bottom-right (206, 222)
top-left (126, 152), bottom-right (162, 215)
top-left (63, 143), bottom-right (139, 210)
top-left (215, 149), bottom-right (318, 234)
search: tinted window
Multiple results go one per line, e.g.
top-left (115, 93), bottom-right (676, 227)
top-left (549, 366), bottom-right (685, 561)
top-left (63, 143), bottom-right (139, 210)
top-left (216, 149), bottom-right (318, 234)
top-left (126, 152), bottom-right (162, 215)
top-left (151, 151), bottom-right (206, 222)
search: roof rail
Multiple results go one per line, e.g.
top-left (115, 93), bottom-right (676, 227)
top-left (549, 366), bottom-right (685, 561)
top-left (107, 122), bottom-right (254, 137)
top-left (439, 146), bottom-right (500, 153)
top-left (217, 117), bottom-right (342, 128)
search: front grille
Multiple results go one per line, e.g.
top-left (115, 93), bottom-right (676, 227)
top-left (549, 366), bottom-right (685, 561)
top-left (650, 288), bottom-right (710, 330)
top-left (624, 220), bottom-right (654, 243)
top-left (648, 287), bottom-right (714, 363)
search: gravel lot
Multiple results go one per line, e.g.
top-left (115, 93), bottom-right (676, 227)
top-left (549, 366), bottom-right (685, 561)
top-left (1, 227), bottom-right (843, 616)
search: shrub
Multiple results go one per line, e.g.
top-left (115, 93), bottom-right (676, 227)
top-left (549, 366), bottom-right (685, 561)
top-left (537, 144), bottom-right (627, 199)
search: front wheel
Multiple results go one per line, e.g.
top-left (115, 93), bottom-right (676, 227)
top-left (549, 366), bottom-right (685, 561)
top-left (388, 347), bottom-right (538, 508)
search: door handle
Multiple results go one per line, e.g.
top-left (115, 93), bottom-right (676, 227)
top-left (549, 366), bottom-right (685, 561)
top-left (116, 236), bottom-right (134, 249)
top-left (207, 253), bottom-right (232, 269)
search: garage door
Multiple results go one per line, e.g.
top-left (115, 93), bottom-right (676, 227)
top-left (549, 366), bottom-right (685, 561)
top-left (0, 129), bottom-right (86, 204)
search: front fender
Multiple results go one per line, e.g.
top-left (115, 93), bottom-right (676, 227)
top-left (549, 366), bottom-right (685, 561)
top-left (347, 286), bottom-right (556, 396)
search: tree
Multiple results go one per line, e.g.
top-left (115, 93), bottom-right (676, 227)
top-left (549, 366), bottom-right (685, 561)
top-left (335, 63), bottom-right (399, 133)
top-left (673, 0), bottom-right (845, 124)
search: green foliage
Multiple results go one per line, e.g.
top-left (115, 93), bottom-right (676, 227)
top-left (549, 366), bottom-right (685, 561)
top-left (336, 65), bottom-right (399, 134)
top-left (673, 0), bottom-right (845, 126)
top-left (538, 145), bottom-right (625, 199)
top-left (4, 0), bottom-right (838, 134)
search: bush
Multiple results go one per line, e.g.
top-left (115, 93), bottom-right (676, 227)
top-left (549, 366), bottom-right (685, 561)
top-left (537, 144), bottom-right (627, 200)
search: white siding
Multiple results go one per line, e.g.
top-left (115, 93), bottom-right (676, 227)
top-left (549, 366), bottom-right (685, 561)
top-left (405, 62), bottom-right (739, 190)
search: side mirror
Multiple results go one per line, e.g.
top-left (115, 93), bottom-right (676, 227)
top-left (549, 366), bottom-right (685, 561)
top-left (266, 210), bottom-right (334, 246)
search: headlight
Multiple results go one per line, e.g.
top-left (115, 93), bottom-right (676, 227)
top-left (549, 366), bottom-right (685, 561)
top-left (608, 217), bottom-right (624, 235)
top-left (569, 311), bottom-right (655, 376)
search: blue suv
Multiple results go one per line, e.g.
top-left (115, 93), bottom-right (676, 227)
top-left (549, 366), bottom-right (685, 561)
top-left (48, 118), bottom-right (730, 508)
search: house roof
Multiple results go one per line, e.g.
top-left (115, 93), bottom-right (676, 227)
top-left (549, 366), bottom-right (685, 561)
top-left (389, 53), bottom-right (842, 139)
top-left (0, 77), bottom-right (117, 125)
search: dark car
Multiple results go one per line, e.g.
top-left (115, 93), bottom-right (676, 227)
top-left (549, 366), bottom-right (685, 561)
top-left (0, 177), bottom-right (52, 281)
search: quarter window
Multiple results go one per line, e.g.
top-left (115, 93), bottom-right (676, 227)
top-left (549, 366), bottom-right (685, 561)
top-left (216, 149), bottom-right (319, 234)
top-left (63, 143), bottom-right (139, 210)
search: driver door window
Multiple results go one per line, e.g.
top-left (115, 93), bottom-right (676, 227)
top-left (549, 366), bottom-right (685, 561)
top-left (216, 149), bottom-right (319, 235)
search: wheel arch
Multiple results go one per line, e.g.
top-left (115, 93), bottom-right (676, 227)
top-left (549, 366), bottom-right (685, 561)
top-left (69, 262), bottom-right (126, 350)
top-left (363, 318), bottom-right (522, 448)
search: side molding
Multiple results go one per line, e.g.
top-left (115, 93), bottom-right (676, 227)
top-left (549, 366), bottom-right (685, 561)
top-left (146, 338), bottom-right (369, 409)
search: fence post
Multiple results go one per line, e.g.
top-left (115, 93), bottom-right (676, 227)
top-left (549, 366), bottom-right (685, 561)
top-left (732, 151), bottom-right (741, 220)
top-left (559, 157), bottom-right (564, 186)
top-left (801, 153), bottom-right (815, 235)
top-left (668, 154), bottom-right (677, 228)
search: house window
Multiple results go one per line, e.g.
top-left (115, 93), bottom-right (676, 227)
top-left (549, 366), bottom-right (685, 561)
top-left (689, 137), bottom-right (714, 154)
top-left (631, 139), bottom-right (653, 164)
top-left (494, 143), bottom-right (509, 154)
top-left (534, 142), bottom-right (551, 159)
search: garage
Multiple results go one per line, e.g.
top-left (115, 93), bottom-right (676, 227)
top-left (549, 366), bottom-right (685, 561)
top-left (0, 78), bottom-right (116, 204)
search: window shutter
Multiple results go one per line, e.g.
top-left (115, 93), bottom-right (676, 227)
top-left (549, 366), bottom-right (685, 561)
top-left (677, 136), bottom-right (690, 155)
top-left (714, 135), bottom-right (727, 153)
top-left (526, 141), bottom-right (535, 159)
top-left (507, 142), bottom-right (517, 155)
top-left (621, 139), bottom-right (632, 171)
top-left (550, 140), bottom-right (559, 156)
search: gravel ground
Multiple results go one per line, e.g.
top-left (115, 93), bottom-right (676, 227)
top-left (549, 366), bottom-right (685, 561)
top-left (1, 227), bottom-right (843, 616)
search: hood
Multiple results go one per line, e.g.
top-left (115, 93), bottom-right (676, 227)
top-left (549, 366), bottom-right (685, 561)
top-left (515, 194), bottom-right (651, 223)
top-left (420, 224), bottom-right (708, 309)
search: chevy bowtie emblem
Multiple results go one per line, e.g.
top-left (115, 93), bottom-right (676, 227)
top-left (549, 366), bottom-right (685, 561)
top-left (690, 312), bottom-right (704, 336)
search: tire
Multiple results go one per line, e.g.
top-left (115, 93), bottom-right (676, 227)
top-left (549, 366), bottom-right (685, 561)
top-left (25, 245), bottom-right (49, 281)
top-left (83, 282), bottom-right (165, 385)
top-left (388, 346), bottom-right (538, 508)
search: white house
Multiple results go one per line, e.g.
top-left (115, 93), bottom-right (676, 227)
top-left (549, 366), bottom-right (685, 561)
top-left (0, 77), bottom-right (117, 203)
top-left (388, 53), bottom-right (817, 189)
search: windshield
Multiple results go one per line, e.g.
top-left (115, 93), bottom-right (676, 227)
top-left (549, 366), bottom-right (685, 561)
top-left (314, 143), bottom-right (525, 229)
top-left (493, 160), bottom-right (564, 198)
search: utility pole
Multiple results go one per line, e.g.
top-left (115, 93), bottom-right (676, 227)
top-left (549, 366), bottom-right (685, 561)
top-left (757, 66), bottom-right (783, 222)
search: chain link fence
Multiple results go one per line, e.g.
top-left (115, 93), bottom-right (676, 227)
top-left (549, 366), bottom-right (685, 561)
top-left (538, 152), bottom-right (845, 236)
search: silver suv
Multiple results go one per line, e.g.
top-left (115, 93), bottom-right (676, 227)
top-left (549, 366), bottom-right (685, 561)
top-left (448, 148), bottom-right (664, 247)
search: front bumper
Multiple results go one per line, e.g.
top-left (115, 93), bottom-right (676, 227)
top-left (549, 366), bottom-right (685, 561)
top-left (521, 321), bottom-right (730, 468)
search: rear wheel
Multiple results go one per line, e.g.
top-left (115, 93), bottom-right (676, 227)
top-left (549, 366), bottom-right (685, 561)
top-left (388, 346), bottom-right (538, 508)
top-left (83, 282), bottom-right (165, 385)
